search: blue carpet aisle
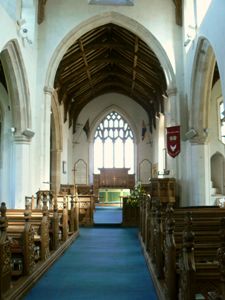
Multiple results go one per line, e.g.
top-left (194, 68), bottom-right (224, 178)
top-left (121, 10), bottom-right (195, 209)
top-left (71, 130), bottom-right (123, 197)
top-left (94, 206), bottom-right (122, 224)
top-left (24, 228), bottom-right (158, 300)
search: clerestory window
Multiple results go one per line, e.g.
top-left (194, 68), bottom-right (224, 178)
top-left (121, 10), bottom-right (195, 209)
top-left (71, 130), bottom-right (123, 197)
top-left (94, 111), bottom-right (134, 174)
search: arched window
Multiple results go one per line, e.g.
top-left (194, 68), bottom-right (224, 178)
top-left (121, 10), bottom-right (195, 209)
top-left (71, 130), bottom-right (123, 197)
top-left (94, 111), bottom-right (134, 173)
top-left (219, 101), bottom-right (225, 144)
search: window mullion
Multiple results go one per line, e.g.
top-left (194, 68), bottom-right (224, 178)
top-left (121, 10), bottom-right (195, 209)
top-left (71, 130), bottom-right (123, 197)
top-left (123, 139), bottom-right (125, 168)
top-left (113, 139), bottom-right (115, 168)
top-left (103, 140), bottom-right (105, 168)
top-left (94, 111), bottom-right (134, 173)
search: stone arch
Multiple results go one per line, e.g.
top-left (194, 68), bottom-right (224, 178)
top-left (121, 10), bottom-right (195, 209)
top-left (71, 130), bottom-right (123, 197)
top-left (0, 39), bottom-right (32, 136)
top-left (139, 159), bottom-right (152, 184)
top-left (210, 151), bottom-right (225, 195)
top-left (50, 90), bottom-right (63, 194)
top-left (45, 12), bottom-right (176, 92)
top-left (190, 37), bottom-right (217, 143)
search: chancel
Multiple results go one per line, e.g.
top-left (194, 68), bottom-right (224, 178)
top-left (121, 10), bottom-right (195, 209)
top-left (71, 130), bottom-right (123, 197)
top-left (0, 1), bottom-right (225, 300)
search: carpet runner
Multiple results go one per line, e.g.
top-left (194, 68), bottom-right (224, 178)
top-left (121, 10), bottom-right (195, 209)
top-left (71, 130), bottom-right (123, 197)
top-left (24, 226), bottom-right (158, 300)
top-left (94, 206), bottom-right (122, 224)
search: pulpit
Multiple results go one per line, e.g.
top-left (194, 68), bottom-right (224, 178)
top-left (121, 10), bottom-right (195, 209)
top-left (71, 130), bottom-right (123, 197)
top-left (149, 178), bottom-right (176, 204)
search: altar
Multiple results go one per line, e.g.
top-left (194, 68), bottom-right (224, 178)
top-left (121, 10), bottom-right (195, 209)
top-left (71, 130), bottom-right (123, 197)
top-left (93, 168), bottom-right (135, 204)
top-left (96, 168), bottom-right (135, 188)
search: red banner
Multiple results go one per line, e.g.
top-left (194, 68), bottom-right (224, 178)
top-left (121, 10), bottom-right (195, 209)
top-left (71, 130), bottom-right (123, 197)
top-left (166, 126), bottom-right (180, 158)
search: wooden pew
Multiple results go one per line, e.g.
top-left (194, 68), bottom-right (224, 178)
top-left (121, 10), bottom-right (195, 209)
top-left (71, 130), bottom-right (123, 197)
top-left (147, 203), bottom-right (225, 276)
top-left (1, 199), bottom-right (79, 300)
top-left (7, 209), bottom-right (36, 277)
top-left (139, 199), bottom-right (225, 299)
top-left (7, 208), bottom-right (50, 262)
top-left (34, 190), bottom-right (91, 228)
top-left (0, 202), bottom-right (11, 300)
top-left (177, 214), bottom-right (225, 300)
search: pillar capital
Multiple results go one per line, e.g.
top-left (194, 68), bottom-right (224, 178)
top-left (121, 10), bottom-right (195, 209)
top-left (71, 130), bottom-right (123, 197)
top-left (44, 86), bottom-right (55, 95)
top-left (166, 88), bottom-right (177, 97)
top-left (13, 134), bottom-right (31, 144)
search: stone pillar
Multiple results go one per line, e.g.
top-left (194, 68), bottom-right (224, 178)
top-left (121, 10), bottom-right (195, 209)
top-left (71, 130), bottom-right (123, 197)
top-left (40, 86), bottom-right (52, 191)
top-left (11, 135), bottom-right (31, 208)
top-left (188, 137), bottom-right (210, 206)
top-left (51, 149), bottom-right (61, 194)
top-left (165, 88), bottom-right (178, 127)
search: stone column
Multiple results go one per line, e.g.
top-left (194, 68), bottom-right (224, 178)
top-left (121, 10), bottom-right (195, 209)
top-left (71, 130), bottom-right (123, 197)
top-left (51, 149), bottom-right (61, 194)
top-left (165, 88), bottom-right (178, 127)
top-left (11, 135), bottom-right (31, 208)
top-left (40, 86), bottom-right (52, 191)
top-left (188, 136), bottom-right (210, 206)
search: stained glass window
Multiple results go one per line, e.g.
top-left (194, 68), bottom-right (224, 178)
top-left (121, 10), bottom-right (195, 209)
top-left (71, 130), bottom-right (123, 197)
top-left (94, 111), bottom-right (134, 173)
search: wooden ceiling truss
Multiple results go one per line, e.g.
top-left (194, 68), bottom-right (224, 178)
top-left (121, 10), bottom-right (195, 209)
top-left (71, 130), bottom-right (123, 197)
top-left (55, 23), bottom-right (167, 133)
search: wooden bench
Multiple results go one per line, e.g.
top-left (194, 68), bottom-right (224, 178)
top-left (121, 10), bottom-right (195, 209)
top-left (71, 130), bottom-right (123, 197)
top-left (0, 200), bottom-right (79, 299)
top-left (139, 197), bottom-right (225, 299)
top-left (7, 210), bottom-right (36, 277)
top-left (176, 213), bottom-right (225, 300)
top-left (33, 190), bottom-right (92, 228)
top-left (0, 202), bottom-right (11, 300)
top-left (7, 207), bottom-right (50, 262)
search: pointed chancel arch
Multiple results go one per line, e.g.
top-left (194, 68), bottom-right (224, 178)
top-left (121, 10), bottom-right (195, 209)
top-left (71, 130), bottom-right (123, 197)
top-left (0, 40), bottom-right (32, 136)
top-left (50, 90), bottom-right (63, 194)
top-left (189, 38), bottom-right (216, 143)
top-left (210, 152), bottom-right (225, 196)
top-left (45, 11), bottom-right (175, 93)
top-left (44, 12), bottom-right (177, 189)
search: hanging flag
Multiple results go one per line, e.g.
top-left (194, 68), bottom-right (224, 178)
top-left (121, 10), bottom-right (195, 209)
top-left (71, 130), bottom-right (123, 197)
top-left (142, 120), bottom-right (147, 141)
top-left (166, 125), bottom-right (180, 158)
top-left (83, 119), bottom-right (90, 139)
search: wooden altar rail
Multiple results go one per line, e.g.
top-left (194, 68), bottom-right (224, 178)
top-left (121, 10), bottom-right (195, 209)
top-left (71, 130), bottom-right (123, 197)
top-left (139, 196), bottom-right (225, 300)
top-left (0, 201), bottom-right (79, 300)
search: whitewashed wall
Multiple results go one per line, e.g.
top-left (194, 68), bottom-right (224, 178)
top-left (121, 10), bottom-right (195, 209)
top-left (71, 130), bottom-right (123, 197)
top-left (59, 93), bottom-right (152, 185)
top-left (181, 0), bottom-right (225, 206)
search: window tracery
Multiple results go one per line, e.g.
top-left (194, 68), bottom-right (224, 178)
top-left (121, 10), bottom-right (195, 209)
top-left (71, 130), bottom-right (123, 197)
top-left (94, 111), bottom-right (134, 173)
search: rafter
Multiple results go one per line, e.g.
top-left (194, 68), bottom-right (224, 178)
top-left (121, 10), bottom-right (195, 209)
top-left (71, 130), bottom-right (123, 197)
top-left (54, 23), bottom-right (167, 131)
top-left (37, 0), bottom-right (47, 25)
top-left (173, 0), bottom-right (182, 26)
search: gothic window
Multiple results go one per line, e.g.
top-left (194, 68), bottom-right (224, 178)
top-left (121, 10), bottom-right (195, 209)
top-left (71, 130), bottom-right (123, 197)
top-left (219, 101), bottom-right (225, 144)
top-left (94, 111), bottom-right (134, 173)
